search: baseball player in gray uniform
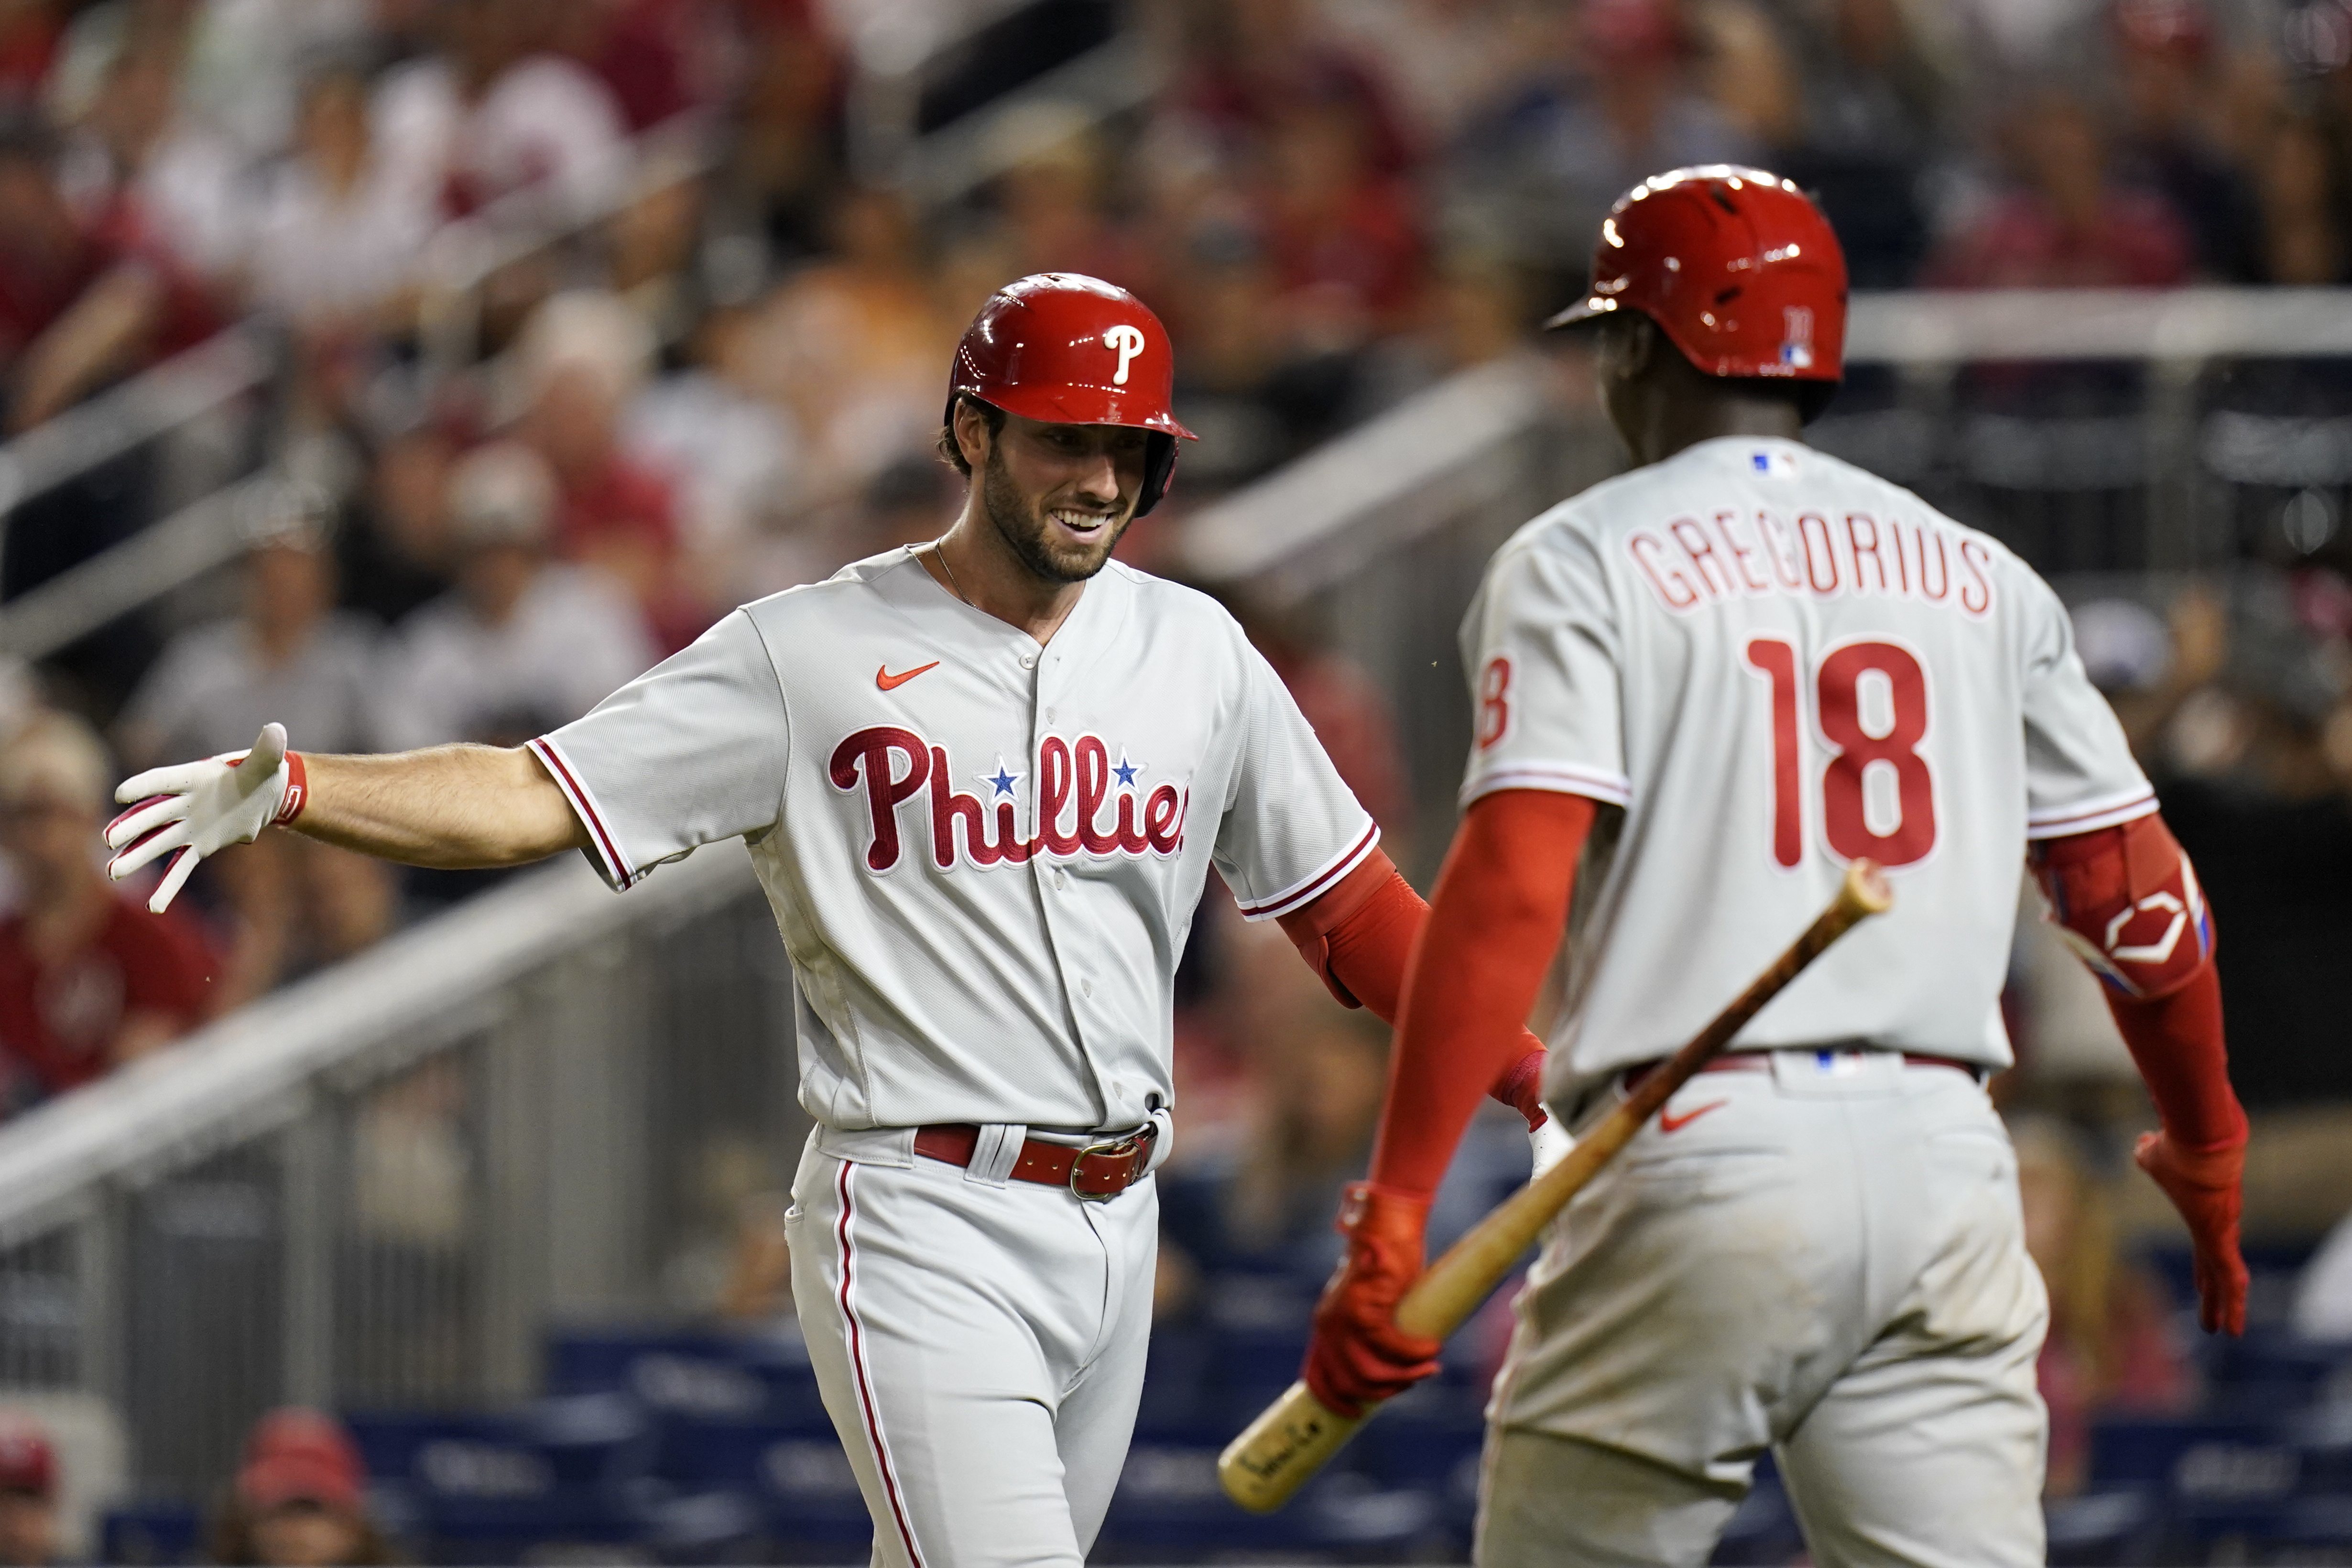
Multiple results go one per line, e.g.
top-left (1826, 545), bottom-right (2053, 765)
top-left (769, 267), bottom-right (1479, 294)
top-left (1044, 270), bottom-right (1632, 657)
top-left (1299, 171), bottom-right (2250, 1566)
top-left (105, 273), bottom-right (1551, 1567)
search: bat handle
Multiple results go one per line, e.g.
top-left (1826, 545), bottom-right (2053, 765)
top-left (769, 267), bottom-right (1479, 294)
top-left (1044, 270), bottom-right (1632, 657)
top-left (1216, 1379), bottom-right (1364, 1514)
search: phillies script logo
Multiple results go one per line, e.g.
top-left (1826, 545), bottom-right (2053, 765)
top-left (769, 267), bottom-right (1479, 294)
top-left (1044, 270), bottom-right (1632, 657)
top-left (830, 725), bottom-right (1187, 872)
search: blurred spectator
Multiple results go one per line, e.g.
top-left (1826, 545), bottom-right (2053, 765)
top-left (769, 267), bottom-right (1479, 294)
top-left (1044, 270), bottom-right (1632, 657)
top-left (44, 0), bottom-right (375, 162)
top-left (1925, 91), bottom-right (2192, 287)
top-left (2110, 0), bottom-right (2265, 281)
top-left (340, 428), bottom-right (459, 627)
top-left (843, 453), bottom-right (954, 562)
top-left (0, 3), bottom-right (63, 114)
top-left (1441, 0), bottom-right (1758, 280)
top-left (1318, 0), bottom-right (1548, 151)
top-left (116, 488), bottom-right (393, 1006)
top-left (2014, 1118), bottom-right (2193, 1496)
top-left (378, 440), bottom-right (654, 754)
top-left (623, 300), bottom-right (814, 600)
top-left (0, 1420), bottom-right (57, 1568)
top-left (248, 61), bottom-right (433, 323)
top-left (0, 715), bottom-right (212, 1112)
top-left (1165, 223), bottom-right (1359, 490)
top-left (0, 115), bottom-right (213, 432)
top-left (721, 0), bottom-right (838, 259)
top-left (552, 0), bottom-right (709, 133)
top-left (1253, 83), bottom-right (1427, 343)
top-left (117, 488), bottom-right (379, 769)
top-left (2252, 110), bottom-right (2352, 285)
top-left (369, 0), bottom-right (627, 234)
top-left (742, 186), bottom-right (947, 509)
top-left (508, 289), bottom-right (708, 648)
top-left (986, 103), bottom-right (1150, 292)
top-left (210, 1408), bottom-right (391, 1568)
top-left (54, 32), bottom-right (246, 286)
top-left (1162, 0), bottom-right (1413, 176)
top-left (1768, 0), bottom-right (1943, 287)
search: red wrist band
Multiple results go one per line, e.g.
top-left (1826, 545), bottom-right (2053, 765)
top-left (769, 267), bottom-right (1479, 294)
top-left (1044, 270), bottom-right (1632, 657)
top-left (273, 751), bottom-right (308, 826)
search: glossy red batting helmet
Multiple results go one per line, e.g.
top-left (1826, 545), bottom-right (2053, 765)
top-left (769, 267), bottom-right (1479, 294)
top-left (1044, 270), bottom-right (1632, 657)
top-left (1546, 166), bottom-right (1847, 389)
top-left (947, 272), bottom-right (1198, 515)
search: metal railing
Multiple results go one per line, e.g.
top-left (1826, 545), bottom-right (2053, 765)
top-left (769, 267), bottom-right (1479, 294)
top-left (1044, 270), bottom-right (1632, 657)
top-left (0, 115), bottom-right (715, 663)
top-left (0, 844), bottom-right (799, 1498)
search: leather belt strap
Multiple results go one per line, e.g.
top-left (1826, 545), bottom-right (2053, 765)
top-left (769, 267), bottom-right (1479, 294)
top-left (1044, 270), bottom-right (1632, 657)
top-left (1620, 1050), bottom-right (1984, 1094)
top-left (913, 1122), bottom-right (1154, 1201)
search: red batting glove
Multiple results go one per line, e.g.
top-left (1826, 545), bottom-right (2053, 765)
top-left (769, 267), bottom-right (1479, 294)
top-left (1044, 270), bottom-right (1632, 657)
top-left (2135, 1128), bottom-right (2249, 1335)
top-left (1301, 1183), bottom-right (1444, 1418)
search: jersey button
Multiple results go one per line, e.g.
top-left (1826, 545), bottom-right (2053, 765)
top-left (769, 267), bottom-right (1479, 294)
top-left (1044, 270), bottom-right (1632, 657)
top-left (1021, 655), bottom-right (1037, 670)
top-left (1080, 979), bottom-right (1093, 998)
top-left (1053, 869), bottom-right (1067, 890)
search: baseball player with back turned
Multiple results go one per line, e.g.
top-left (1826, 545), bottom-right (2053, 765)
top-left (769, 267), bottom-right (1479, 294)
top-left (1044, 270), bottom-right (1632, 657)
top-left (102, 273), bottom-right (1555, 1567)
top-left (1299, 169), bottom-right (2251, 1568)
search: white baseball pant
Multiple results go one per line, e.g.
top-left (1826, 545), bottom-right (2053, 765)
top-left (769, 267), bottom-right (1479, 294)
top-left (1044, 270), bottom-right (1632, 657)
top-left (1477, 1051), bottom-right (2049, 1568)
top-left (787, 1127), bottom-right (1158, 1568)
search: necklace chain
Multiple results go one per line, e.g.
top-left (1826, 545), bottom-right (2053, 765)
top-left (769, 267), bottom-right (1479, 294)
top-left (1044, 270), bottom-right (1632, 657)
top-left (929, 537), bottom-right (974, 606)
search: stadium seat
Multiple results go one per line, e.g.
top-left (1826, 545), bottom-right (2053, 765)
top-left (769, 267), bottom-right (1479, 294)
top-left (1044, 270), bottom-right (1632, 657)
top-left (544, 1325), bottom-right (827, 1424)
top-left (99, 1499), bottom-right (203, 1566)
top-left (1094, 1438), bottom-right (1437, 1560)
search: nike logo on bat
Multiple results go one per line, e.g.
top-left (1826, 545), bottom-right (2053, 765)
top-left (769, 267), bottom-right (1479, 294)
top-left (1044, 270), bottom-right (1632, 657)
top-left (1658, 1100), bottom-right (1729, 1133)
top-left (876, 661), bottom-right (941, 691)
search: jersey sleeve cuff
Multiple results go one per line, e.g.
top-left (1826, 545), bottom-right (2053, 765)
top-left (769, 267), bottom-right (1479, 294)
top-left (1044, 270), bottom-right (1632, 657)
top-left (1233, 820), bottom-right (1381, 922)
top-left (527, 735), bottom-right (642, 891)
top-left (1460, 762), bottom-right (1633, 811)
top-left (2025, 786), bottom-right (2159, 840)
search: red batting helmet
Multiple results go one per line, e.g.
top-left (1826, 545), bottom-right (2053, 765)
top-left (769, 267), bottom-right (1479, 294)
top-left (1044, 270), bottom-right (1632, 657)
top-left (947, 272), bottom-right (1198, 516)
top-left (1546, 166), bottom-right (1846, 388)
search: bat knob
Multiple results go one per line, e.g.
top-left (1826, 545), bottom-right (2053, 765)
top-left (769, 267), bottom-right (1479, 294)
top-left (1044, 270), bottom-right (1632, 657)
top-left (1840, 859), bottom-right (1894, 918)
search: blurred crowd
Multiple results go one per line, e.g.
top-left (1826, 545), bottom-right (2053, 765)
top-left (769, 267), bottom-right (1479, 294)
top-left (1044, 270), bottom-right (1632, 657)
top-left (0, 0), bottom-right (2350, 1541)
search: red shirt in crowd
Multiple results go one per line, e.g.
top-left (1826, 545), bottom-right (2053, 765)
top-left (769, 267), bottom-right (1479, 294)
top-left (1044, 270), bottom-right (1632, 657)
top-left (0, 897), bottom-right (212, 1099)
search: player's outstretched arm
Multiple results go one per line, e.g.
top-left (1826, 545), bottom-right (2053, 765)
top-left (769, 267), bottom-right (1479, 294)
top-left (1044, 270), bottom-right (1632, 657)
top-left (1300, 789), bottom-right (1595, 1416)
top-left (107, 724), bottom-right (587, 913)
top-left (1275, 849), bottom-right (1553, 1131)
top-left (2034, 812), bottom-right (2249, 1334)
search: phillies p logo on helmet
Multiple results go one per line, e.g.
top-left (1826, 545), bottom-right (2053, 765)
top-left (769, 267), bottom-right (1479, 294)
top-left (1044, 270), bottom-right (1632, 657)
top-left (1103, 324), bottom-right (1147, 387)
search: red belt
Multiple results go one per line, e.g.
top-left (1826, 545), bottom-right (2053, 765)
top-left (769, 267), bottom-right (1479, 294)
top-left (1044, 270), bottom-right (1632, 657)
top-left (1621, 1051), bottom-right (1983, 1093)
top-left (913, 1122), bottom-right (1155, 1201)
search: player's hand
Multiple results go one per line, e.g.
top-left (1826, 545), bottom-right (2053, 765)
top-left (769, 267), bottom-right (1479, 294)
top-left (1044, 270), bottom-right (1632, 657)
top-left (1530, 1112), bottom-right (1574, 1179)
top-left (1301, 1182), bottom-right (1443, 1417)
top-left (2135, 1128), bottom-right (2249, 1335)
top-left (105, 723), bottom-right (299, 914)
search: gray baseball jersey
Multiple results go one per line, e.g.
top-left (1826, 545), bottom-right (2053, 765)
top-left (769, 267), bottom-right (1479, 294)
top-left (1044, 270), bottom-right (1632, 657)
top-left (530, 547), bottom-right (1377, 1133)
top-left (1461, 435), bottom-right (2152, 1081)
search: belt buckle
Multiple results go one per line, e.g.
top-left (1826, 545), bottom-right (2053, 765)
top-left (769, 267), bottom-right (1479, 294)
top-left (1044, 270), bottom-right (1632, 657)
top-left (1067, 1130), bottom-right (1147, 1202)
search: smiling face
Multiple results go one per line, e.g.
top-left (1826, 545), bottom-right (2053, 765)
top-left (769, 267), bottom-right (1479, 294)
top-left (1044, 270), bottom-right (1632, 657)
top-left (962, 406), bottom-right (1151, 584)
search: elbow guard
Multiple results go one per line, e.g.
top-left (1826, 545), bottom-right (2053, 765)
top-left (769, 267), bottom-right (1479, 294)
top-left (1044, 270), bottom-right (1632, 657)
top-left (2031, 813), bottom-right (2212, 1000)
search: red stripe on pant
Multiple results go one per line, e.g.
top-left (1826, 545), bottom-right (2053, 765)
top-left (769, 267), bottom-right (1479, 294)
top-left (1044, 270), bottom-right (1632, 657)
top-left (835, 1162), bottom-right (925, 1567)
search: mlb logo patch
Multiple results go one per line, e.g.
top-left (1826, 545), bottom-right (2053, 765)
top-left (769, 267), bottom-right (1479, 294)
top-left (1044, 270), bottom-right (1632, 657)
top-left (1751, 449), bottom-right (1797, 479)
top-left (1778, 305), bottom-right (1816, 370)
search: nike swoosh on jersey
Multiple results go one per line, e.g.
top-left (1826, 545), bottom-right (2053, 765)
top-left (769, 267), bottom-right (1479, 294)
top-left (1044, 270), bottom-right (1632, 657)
top-left (876, 661), bottom-right (941, 691)
top-left (1657, 1099), bottom-right (1730, 1133)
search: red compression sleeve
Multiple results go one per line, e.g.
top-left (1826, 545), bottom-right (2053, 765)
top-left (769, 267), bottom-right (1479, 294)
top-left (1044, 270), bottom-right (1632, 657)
top-left (2036, 818), bottom-right (2244, 1150)
top-left (2108, 963), bottom-right (2244, 1149)
top-left (1279, 849), bottom-right (1554, 1124)
top-left (1363, 791), bottom-right (1595, 1199)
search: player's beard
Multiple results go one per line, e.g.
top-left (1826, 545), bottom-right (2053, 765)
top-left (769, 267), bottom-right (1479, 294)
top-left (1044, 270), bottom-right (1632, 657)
top-left (980, 443), bottom-right (1133, 584)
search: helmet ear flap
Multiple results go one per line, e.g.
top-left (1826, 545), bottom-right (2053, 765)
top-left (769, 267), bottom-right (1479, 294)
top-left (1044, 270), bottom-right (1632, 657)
top-left (1136, 431), bottom-right (1178, 517)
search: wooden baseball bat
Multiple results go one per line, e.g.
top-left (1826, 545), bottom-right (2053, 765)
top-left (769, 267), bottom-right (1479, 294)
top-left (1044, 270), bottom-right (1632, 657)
top-left (1216, 859), bottom-right (1895, 1514)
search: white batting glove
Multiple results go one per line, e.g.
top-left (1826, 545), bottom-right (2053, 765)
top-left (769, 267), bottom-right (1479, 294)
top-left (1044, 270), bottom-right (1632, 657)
top-left (1529, 1112), bottom-right (1574, 1179)
top-left (105, 723), bottom-right (303, 914)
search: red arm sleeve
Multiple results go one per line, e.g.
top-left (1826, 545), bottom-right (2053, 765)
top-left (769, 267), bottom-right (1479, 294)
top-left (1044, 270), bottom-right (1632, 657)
top-left (1277, 847), bottom-right (1553, 1126)
top-left (1361, 790), bottom-right (1595, 1199)
top-left (2033, 816), bottom-right (2244, 1150)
